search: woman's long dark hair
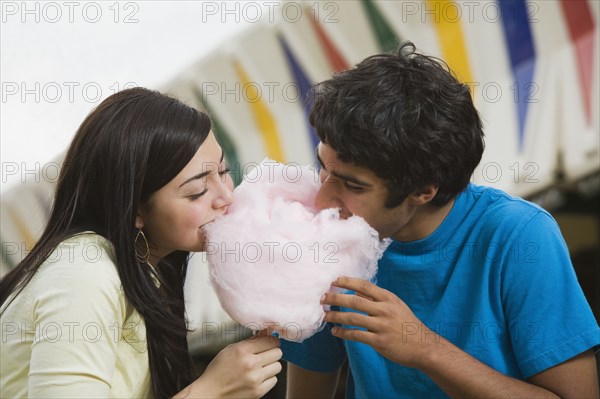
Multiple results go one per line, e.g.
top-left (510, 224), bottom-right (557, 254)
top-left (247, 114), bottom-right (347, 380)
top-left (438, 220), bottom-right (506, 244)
top-left (0, 87), bottom-right (210, 398)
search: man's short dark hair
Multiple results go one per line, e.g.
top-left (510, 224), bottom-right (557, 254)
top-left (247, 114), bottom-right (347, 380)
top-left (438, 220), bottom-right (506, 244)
top-left (309, 41), bottom-right (485, 207)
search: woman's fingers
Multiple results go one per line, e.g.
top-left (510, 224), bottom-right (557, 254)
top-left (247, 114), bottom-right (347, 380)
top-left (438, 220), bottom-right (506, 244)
top-left (245, 334), bottom-right (280, 354)
top-left (258, 376), bottom-right (279, 397)
top-left (257, 346), bottom-right (283, 367)
top-left (260, 359), bottom-right (283, 379)
top-left (247, 354), bottom-right (281, 397)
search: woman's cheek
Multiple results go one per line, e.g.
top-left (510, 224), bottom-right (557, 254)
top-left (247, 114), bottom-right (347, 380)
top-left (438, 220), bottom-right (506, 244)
top-left (190, 198), bottom-right (212, 227)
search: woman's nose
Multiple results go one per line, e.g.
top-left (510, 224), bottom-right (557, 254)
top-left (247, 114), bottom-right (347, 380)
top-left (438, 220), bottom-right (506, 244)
top-left (214, 175), bottom-right (234, 209)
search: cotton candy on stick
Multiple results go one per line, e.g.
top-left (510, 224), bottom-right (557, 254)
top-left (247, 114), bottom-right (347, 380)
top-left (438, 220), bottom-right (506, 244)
top-left (204, 159), bottom-right (389, 342)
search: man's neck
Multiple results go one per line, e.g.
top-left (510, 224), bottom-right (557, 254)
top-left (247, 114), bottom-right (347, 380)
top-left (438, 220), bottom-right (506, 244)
top-left (393, 198), bottom-right (455, 242)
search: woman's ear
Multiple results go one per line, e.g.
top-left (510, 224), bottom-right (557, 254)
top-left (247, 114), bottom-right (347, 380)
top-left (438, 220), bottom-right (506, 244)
top-left (135, 214), bottom-right (144, 229)
top-left (410, 185), bottom-right (439, 205)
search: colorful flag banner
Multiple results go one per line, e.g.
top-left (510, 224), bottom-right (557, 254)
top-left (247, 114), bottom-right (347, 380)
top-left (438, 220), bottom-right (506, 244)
top-left (559, 0), bottom-right (596, 125)
top-left (278, 35), bottom-right (319, 152)
top-left (499, 0), bottom-right (537, 152)
top-left (234, 62), bottom-right (286, 163)
top-left (361, 0), bottom-right (400, 52)
top-left (193, 86), bottom-right (243, 186)
top-left (427, 0), bottom-right (474, 88)
top-left (306, 5), bottom-right (349, 72)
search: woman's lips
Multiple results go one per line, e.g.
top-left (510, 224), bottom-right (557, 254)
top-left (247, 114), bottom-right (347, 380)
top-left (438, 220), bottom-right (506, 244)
top-left (200, 208), bottom-right (229, 229)
top-left (200, 220), bottom-right (214, 229)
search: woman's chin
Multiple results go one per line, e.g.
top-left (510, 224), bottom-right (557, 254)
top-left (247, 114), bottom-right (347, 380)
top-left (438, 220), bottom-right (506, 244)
top-left (195, 232), bottom-right (208, 253)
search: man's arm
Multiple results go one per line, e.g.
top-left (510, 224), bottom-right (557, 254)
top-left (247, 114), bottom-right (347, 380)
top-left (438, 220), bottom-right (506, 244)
top-left (286, 363), bottom-right (342, 399)
top-left (420, 338), bottom-right (598, 398)
top-left (322, 276), bottom-right (599, 398)
top-left (527, 350), bottom-right (598, 398)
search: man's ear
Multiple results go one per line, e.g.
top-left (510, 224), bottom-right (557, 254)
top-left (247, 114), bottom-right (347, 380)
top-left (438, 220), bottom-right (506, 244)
top-left (409, 185), bottom-right (439, 205)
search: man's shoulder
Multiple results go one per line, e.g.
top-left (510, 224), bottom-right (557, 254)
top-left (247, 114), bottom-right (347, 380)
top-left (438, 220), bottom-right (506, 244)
top-left (456, 184), bottom-right (563, 250)
top-left (466, 184), bottom-right (550, 226)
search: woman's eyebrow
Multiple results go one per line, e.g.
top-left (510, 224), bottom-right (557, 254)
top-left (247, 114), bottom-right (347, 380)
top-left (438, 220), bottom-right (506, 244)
top-left (179, 171), bottom-right (211, 188)
top-left (179, 150), bottom-right (225, 188)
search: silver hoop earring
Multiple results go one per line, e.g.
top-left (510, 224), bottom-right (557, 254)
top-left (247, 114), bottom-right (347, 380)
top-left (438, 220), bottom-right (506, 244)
top-left (135, 228), bottom-right (150, 264)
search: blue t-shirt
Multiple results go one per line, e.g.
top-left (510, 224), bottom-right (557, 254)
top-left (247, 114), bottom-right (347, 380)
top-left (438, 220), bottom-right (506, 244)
top-left (282, 184), bottom-right (600, 398)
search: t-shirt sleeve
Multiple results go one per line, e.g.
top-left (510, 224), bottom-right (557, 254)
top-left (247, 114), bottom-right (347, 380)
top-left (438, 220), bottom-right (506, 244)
top-left (501, 211), bottom-right (600, 378)
top-left (281, 322), bottom-right (347, 372)
top-left (27, 248), bottom-right (125, 397)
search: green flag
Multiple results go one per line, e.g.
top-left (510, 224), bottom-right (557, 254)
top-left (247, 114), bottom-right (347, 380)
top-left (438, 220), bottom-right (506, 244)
top-left (362, 0), bottom-right (400, 53)
top-left (193, 86), bottom-right (243, 186)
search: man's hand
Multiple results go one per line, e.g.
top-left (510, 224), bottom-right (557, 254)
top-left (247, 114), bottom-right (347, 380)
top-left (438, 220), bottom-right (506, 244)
top-left (321, 276), bottom-right (599, 398)
top-left (321, 276), bottom-right (436, 369)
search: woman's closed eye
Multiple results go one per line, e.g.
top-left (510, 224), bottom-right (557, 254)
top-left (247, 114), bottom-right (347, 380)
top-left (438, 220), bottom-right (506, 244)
top-left (218, 167), bottom-right (231, 176)
top-left (187, 168), bottom-right (230, 201)
top-left (188, 189), bottom-right (208, 201)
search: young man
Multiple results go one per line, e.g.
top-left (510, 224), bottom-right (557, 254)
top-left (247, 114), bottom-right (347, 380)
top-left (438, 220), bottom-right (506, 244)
top-left (281, 42), bottom-right (599, 398)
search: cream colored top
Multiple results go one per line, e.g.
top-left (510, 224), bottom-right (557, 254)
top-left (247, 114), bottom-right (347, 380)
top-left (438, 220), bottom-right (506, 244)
top-left (0, 233), bottom-right (152, 398)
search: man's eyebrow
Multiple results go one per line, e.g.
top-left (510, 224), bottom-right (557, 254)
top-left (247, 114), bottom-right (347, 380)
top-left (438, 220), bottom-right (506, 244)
top-left (316, 150), bottom-right (372, 187)
top-left (179, 150), bottom-right (225, 188)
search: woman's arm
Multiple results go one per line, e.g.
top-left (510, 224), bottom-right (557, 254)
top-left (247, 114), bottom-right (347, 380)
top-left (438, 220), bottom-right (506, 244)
top-left (27, 252), bottom-right (125, 396)
top-left (173, 332), bottom-right (283, 398)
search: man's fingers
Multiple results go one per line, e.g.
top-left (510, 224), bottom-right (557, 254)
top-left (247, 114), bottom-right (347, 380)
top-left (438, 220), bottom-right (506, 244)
top-left (331, 276), bottom-right (387, 300)
top-left (330, 326), bottom-right (375, 344)
top-left (322, 292), bottom-right (378, 314)
top-left (324, 309), bottom-right (378, 331)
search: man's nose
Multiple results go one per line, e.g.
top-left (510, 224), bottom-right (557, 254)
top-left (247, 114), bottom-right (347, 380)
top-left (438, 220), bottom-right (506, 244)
top-left (315, 177), bottom-right (340, 211)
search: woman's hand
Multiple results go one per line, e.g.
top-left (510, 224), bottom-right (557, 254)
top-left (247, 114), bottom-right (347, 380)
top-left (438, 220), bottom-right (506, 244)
top-left (173, 330), bottom-right (282, 398)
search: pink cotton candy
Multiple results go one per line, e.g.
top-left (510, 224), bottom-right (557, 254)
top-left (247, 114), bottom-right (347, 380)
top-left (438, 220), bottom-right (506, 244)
top-left (204, 159), bottom-right (389, 342)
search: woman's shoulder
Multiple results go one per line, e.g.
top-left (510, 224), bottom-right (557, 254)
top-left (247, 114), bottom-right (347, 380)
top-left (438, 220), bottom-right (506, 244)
top-left (1, 233), bottom-right (129, 326)
top-left (32, 232), bottom-right (122, 296)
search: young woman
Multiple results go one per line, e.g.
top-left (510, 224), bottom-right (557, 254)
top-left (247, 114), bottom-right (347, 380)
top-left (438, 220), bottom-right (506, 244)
top-left (0, 88), bottom-right (282, 398)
